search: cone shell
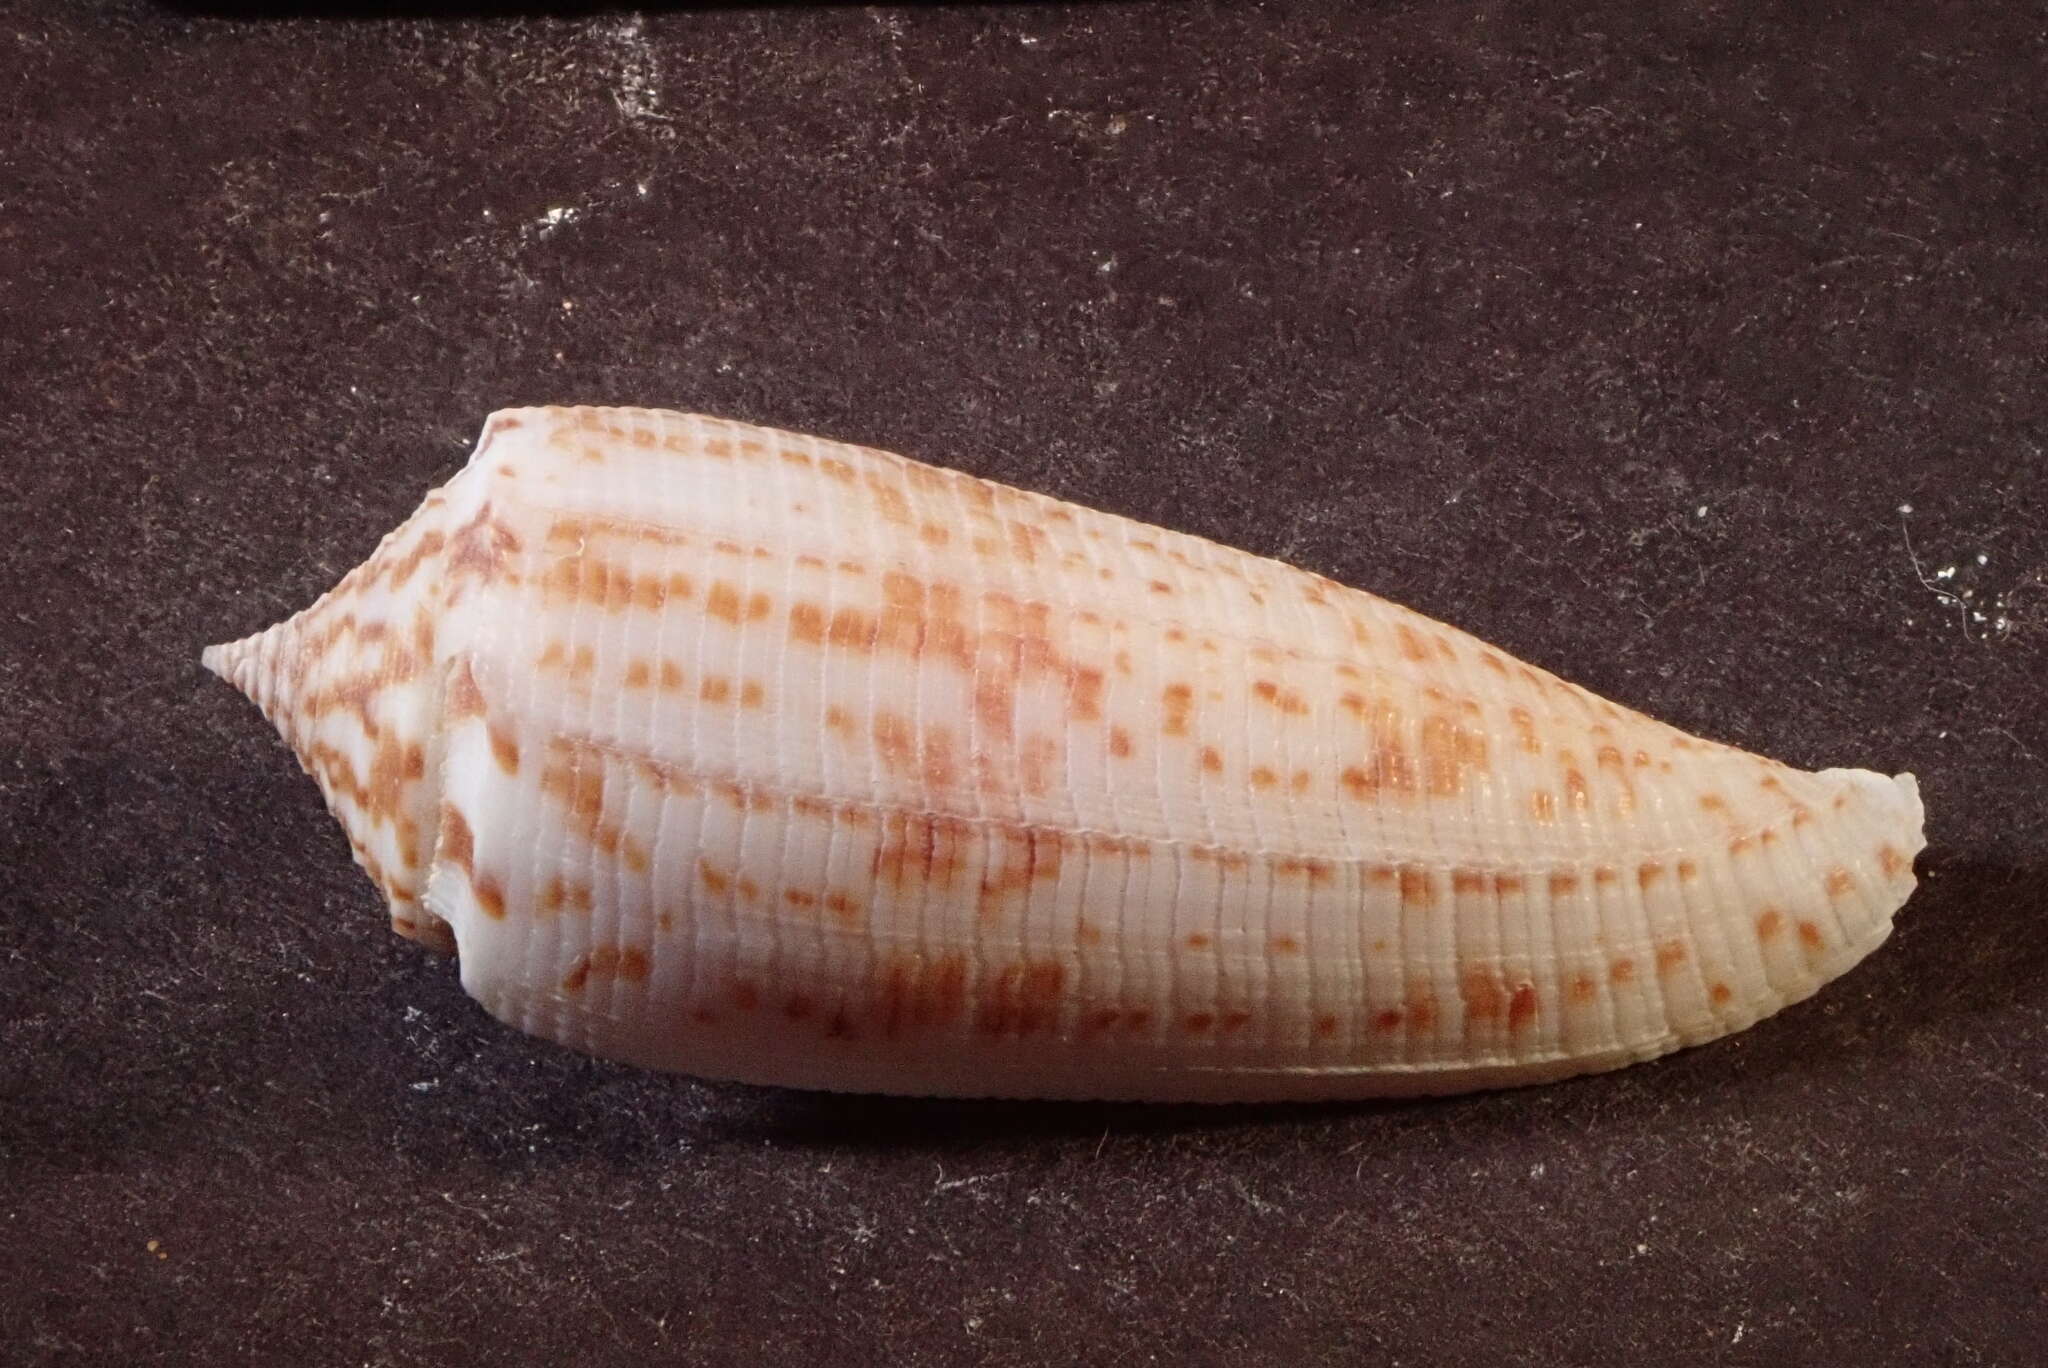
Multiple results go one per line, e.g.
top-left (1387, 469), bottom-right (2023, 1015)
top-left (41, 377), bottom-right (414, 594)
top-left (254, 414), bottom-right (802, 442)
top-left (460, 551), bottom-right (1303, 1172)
top-left (205, 407), bottom-right (1926, 1100)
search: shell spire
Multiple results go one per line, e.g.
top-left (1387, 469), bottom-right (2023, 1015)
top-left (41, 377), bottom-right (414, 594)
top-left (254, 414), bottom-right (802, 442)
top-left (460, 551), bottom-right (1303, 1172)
top-left (205, 407), bottom-right (1928, 1100)
top-left (204, 415), bottom-right (529, 951)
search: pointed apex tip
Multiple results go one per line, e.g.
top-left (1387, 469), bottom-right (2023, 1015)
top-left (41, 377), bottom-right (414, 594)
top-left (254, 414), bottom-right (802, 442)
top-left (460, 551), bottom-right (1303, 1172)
top-left (201, 624), bottom-right (285, 712)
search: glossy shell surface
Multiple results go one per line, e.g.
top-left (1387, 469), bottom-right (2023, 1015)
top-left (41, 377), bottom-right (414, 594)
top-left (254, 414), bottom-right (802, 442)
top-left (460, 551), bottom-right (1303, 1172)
top-left (205, 407), bottom-right (1926, 1099)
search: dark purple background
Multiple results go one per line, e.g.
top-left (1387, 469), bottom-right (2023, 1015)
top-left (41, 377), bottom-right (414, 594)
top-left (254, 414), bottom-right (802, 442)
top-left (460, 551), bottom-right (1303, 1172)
top-left (4, 2), bottom-right (2043, 1363)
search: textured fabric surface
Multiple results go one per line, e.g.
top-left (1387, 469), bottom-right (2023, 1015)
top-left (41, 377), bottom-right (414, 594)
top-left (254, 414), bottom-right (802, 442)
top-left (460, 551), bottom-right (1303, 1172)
top-left (3, 2), bottom-right (2043, 1362)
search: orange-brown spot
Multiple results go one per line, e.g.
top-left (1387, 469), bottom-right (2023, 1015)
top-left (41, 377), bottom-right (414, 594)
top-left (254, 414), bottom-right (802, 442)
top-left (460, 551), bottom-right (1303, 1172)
top-left (1638, 861), bottom-right (1665, 890)
top-left (872, 710), bottom-right (916, 775)
top-left (1593, 866), bottom-right (1619, 886)
top-left (1075, 920), bottom-right (1103, 947)
top-left (1185, 932), bottom-right (1212, 950)
top-left (1568, 973), bottom-right (1598, 1005)
top-left (1509, 706), bottom-right (1542, 755)
top-left (1269, 934), bottom-right (1302, 954)
top-left (1183, 1011), bottom-right (1215, 1033)
top-left (1405, 990), bottom-right (1437, 1031)
top-left (866, 478), bottom-right (913, 527)
top-left (1250, 766), bottom-right (1279, 790)
top-left (1877, 844), bottom-right (1909, 878)
top-left (1728, 834), bottom-right (1754, 855)
top-left (1068, 666), bottom-right (1106, 722)
top-left (1655, 941), bottom-right (1688, 975)
top-left (824, 705), bottom-right (853, 737)
top-left (1372, 731), bottom-right (1417, 795)
top-left (623, 660), bottom-right (652, 689)
top-left (1825, 867), bottom-right (1856, 898)
top-left (1315, 1013), bottom-right (1340, 1039)
top-left (1709, 982), bottom-right (1733, 1006)
top-left (1396, 623), bottom-right (1431, 663)
top-left (1700, 792), bottom-right (1730, 815)
top-left (448, 659), bottom-right (488, 718)
top-left (1798, 920), bottom-right (1825, 951)
top-left (1756, 908), bottom-right (1784, 941)
top-left (1373, 1008), bottom-right (1404, 1034)
top-left (1009, 522), bottom-right (1051, 565)
top-left (871, 811), bottom-right (972, 891)
top-left (1676, 859), bottom-right (1699, 882)
top-left (1461, 971), bottom-right (1505, 1022)
top-left (1398, 868), bottom-right (1435, 908)
top-left (540, 876), bottom-right (593, 916)
top-left (826, 606), bottom-right (878, 651)
top-left (975, 959), bottom-right (1066, 1036)
top-left (1252, 680), bottom-right (1310, 716)
top-left (698, 675), bottom-right (731, 703)
top-left (704, 581), bottom-right (745, 624)
top-left (472, 875), bottom-right (506, 921)
top-left (1452, 871), bottom-right (1488, 895)
top-left (1340, 765), bottom-right (1371, 800)
top-left (1530, 790), bottom-right (1558, 822)
top-left (1563, 767), bottom-right (1591, 811)
top-left (874, 951), bottom-right (967, 1035)
top-left (974, 827), bottom-right (1062, 916)
top-left (439, 805), bottom-right (475, 875)
top-left (1286, 855), bottom-right (1339, 885)
top-left (697, 859), bottom-right (730, 896)
top-left (1507, 983), bottom-right (1539, 1031)
top-left (790, 601), bottom-right (825, 644)
top-left (1162, 682), bottom-right (1195, 738)
top-left (1549, 872), bottom-right (1580, 897)
top-left (1108, 726), bottom-right (1134, 759)
top-left (1201, 746), bottom-right (1225, 776)
top-left (1422, 714), bottom-right (1489, 797)
top-left (1610, 958), bottom-right (1636, 984)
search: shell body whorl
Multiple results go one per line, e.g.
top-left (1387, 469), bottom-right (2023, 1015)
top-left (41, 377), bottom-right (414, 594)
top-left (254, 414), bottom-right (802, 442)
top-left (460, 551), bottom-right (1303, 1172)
top-left (206, 407), bottom-right (1926, 1100)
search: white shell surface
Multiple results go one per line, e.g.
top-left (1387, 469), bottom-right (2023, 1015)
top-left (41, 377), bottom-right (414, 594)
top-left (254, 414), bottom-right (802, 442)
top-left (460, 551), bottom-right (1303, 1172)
top-left (205, 407), bottom-right (1926, 1100)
